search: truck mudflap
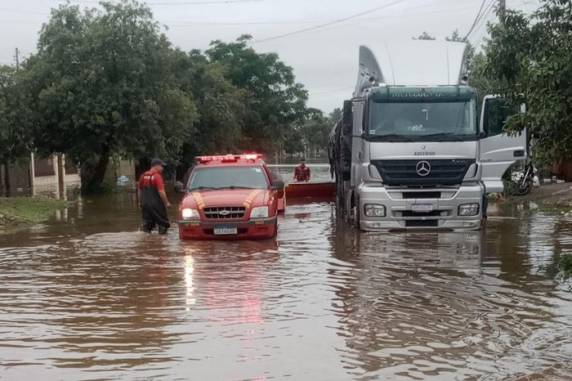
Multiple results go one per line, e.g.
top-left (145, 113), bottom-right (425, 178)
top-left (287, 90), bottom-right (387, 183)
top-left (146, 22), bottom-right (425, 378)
top-left (357, 183), bottom-right (484, 231)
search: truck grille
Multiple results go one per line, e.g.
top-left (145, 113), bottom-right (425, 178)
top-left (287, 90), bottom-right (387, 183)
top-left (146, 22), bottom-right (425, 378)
top-left (203, 207), bottom-right (246, 220)
top-left (372, 159), bottom-right (474, 186)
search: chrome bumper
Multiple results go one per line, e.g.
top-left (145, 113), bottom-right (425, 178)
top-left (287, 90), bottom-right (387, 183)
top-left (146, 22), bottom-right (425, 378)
top-left (357, 183), bottom-right (484, 231)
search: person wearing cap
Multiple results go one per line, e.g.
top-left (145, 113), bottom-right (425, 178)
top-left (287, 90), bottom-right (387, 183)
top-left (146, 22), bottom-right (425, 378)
top-left (138, 158), bottom-right (172, 234)
top-left (293, 158), bottom-right (311, 182)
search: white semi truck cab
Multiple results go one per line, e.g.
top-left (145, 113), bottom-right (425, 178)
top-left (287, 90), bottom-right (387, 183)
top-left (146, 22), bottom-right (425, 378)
top-left (330, 41), bottom-right (526, 231)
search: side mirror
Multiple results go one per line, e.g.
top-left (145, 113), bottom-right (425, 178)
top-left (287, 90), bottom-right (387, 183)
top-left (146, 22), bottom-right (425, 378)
top-left (271, 180), bottom-right (285, 191)
top-left (174, 181), bottom-right (186, 193)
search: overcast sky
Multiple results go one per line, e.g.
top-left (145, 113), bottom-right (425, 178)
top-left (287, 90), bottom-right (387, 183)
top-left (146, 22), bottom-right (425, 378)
top-left (0, 0), bottom-right (539, 111)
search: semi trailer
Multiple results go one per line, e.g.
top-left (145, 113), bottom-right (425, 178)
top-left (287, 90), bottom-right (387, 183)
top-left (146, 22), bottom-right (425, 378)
top-left (329, 41), bottom-right (526, 231)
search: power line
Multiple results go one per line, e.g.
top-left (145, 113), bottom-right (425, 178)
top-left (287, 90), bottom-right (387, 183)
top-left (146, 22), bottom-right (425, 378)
top-left (165, 3), bottom-right (477, 28)
top-left (468, 0), bottom-right (497, 44)
top-left (463, 0), bottom-right (488, 40)
top-left (254, 0), bottom-right (407, 44)
top-left (59, 0), bottom-right (263, 5)
top-left (474, 0), bottom-right (496, 26)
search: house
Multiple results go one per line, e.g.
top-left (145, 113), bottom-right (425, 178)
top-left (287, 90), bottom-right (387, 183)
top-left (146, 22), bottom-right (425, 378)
top-left (0, 154), bottom-right (81, 198)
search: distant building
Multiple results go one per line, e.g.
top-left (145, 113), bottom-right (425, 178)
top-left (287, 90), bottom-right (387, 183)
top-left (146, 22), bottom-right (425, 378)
top-left (0, 154), bottom-right (81, 198)
top-left (31, 154), bottom-right (81, 197)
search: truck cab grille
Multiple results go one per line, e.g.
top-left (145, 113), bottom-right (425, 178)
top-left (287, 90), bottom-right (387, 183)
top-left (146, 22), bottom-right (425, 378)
top-left (372, 159), bottom-right (474, 186)
top-left (203, 207), bottom-right (246, 219)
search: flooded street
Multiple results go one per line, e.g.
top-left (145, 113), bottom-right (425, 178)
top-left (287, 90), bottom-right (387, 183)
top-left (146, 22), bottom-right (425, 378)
top-left (1, 195), bottom-right (572, 380)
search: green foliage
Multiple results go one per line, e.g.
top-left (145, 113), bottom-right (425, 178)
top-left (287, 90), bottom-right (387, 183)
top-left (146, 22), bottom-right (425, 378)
top-left (25, 1), bottom-right (198, 191)
top-left (206, 35), bottom-right (308, 152)
top-left (329, 108), bottom-right (342, 123)
top-left (0, 66), bottom-right (33, 165)
top-left (478, 1), bottom-right (572, 162)
top-left (282, 108), bottom-right (338, 157)
top-left (2, 2), bottom-right (314, 190)
top-left (177, 49), bottom-right (246, 157)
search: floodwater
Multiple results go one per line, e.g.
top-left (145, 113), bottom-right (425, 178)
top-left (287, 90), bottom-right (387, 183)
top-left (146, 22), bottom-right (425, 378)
top-left (1, 194), bottom-right (572, 381)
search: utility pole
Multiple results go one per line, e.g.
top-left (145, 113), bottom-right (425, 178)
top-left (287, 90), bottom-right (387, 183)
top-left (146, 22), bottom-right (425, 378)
top-left (14, 47), bottom-right (20, 71)
top-left (499, 0), bottom-right (506, 24)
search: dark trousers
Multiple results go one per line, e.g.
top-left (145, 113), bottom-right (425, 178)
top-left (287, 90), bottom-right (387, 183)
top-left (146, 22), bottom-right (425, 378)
top-left (141, 204), bottom-right (170, 234)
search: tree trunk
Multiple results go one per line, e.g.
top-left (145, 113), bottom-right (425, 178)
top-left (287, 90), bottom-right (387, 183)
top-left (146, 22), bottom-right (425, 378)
top-left (2, 163), bottom-right (10, 197)
top-left (57, 154), bottom-right (65, 199)
top-left (135, 157), bottom-right (150, 180)
top-left (81, 152), bottom-right (110, 194)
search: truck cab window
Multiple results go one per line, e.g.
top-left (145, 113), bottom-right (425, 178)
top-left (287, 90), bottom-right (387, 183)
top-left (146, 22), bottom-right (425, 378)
top-left (483, 98), bottom-right (519, 136)
top-left (368, 99), bottom-right (477, 141)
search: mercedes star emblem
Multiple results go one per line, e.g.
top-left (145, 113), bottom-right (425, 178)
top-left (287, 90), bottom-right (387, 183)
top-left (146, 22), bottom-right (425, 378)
top-left (416, 161), bottom-right (431, 177)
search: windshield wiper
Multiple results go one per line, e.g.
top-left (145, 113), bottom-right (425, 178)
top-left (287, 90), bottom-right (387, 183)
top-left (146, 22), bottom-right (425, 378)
top-left (188, 186), bottom-right (220, 192)
top-left (227, 186), bottom-right (259, 190)
top-left (370, 134), bottom-right (415, 142)
top-left (421, 133), bottom-right (473, 141)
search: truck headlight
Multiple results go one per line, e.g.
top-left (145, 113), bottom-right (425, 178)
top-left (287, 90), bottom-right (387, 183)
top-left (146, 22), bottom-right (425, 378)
top-left (181, 208), bottom-right (199, 220)
top-left (364, 204), bottom-right (386, 217)
top-left (250, 206), bottom-right (269, 219)
top-left (458, 203), bottom-right (480, 216)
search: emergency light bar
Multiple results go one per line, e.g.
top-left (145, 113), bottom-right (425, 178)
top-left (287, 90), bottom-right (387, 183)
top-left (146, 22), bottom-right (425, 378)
top-left (196, 153), bottom-right (264, 164)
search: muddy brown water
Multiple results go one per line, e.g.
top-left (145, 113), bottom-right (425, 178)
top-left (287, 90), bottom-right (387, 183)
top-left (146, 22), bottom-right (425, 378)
top-left (1, 193), bottom-right (572, 381)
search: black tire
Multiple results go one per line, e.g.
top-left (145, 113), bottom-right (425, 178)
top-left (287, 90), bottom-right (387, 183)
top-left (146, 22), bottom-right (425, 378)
top-left (515, 179), bottom-right (533, 196)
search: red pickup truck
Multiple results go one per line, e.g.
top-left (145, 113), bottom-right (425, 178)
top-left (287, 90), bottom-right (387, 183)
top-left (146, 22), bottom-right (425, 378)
top-left (177, 154), bottom-right (285, 240)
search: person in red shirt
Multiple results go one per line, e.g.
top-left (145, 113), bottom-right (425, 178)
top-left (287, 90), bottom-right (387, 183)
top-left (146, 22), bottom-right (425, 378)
top-left (293, 158), bottom-right (311, 182)
top-left (138, 158), bottom-right (172, 234)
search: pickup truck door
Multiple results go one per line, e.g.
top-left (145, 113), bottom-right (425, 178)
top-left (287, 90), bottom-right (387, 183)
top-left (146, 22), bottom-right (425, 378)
top-left (479, 95), bottom-right (527, 193)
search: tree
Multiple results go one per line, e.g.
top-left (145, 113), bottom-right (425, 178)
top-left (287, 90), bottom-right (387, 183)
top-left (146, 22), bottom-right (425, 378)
top-left (329, 108), bottom-right (342, 123)
top-left (0, 66), bottom-right (33, 195)
top-left (205, 35), bottom-right (308, 153)
top-left (26, 1), bottom-right (197, 192)
top-left (178, 50), bottom-right (246, 156)
top-left (413, 31), bottom-right (436, 40)
top-left (481, 1), bottom-right (572, 162)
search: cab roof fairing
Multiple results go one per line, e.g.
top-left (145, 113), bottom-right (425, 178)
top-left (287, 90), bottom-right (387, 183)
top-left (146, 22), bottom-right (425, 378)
top-left (354, 40), bottom-right (470, 96)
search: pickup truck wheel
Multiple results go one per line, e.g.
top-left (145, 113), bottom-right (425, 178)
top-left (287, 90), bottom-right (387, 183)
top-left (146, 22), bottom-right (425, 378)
top-left (353, 197), bottom-right (360, 230)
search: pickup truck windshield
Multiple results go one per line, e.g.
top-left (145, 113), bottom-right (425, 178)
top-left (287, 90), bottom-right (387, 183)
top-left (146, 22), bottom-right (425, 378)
top-left (368, 99), bottom-right (477, 141)
top-left (188, 166), bottom-right (269, 191)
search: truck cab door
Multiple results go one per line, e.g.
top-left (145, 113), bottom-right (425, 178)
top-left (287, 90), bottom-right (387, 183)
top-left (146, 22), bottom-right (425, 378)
top-left (479, 95), bottom-right (527, 193)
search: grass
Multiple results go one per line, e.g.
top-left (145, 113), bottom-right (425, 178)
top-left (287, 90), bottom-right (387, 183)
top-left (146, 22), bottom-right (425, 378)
top-left (0, 197), bottom-right (68, 226)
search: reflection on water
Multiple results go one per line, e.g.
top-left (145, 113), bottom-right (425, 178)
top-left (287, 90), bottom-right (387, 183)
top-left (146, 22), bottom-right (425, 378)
top-left (0, 196), bottom-right (571, 380)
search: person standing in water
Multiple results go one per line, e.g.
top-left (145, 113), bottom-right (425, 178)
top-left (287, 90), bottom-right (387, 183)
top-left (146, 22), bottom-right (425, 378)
top-left (293, 158), bottom-right (311, 182)
top-left (138, 158), bottom-right (171, 234)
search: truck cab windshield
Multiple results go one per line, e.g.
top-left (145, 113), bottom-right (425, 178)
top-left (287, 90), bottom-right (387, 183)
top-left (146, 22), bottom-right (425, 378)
top-left (368, 99), bottom-right (477, 141)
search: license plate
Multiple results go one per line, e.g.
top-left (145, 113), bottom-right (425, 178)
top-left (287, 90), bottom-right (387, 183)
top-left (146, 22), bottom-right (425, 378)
top-left (411, 204), bottom-right (434, 213)
top-left (214, 225), bottom-right (238, 235)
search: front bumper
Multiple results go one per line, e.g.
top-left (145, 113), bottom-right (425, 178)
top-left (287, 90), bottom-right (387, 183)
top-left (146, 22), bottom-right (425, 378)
top-left (177, 217), bottom-right (277, 240)
top-left (358, 183), bottom-right (484, 231)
